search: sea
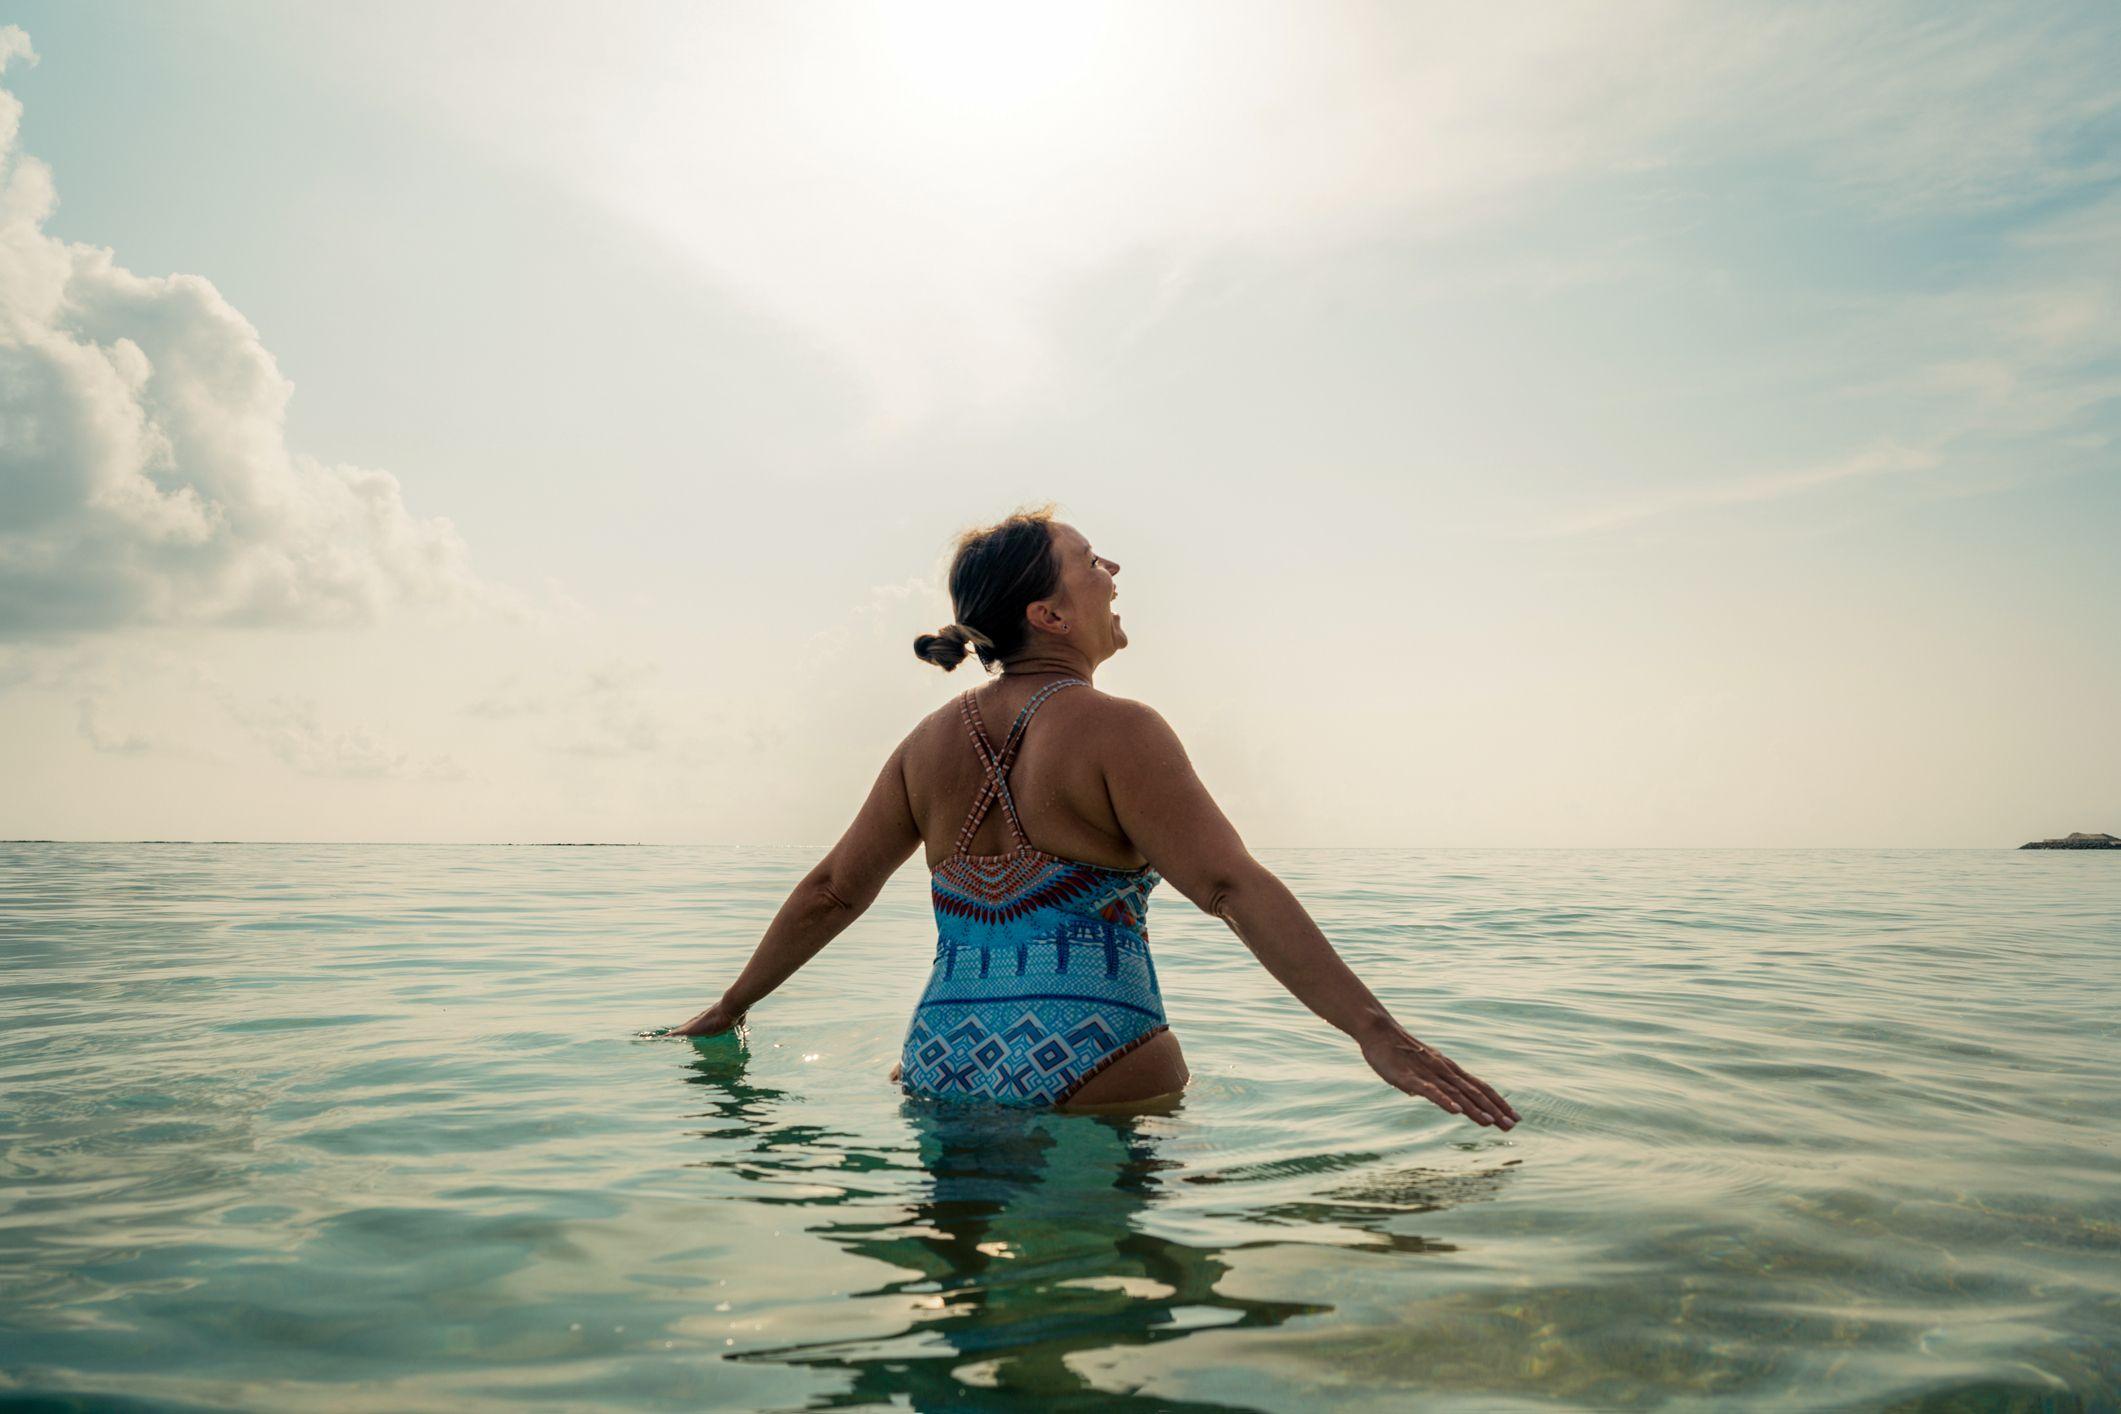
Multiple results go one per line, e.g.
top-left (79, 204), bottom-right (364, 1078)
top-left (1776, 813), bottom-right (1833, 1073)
top-left (1, 843), bottom-right (2115, 1411)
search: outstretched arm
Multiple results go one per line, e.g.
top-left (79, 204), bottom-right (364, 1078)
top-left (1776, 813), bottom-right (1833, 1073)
top-left (667, 735), bottom-right (922, 1037)
top-left (1101, 700), bottom-right (1518, 1129)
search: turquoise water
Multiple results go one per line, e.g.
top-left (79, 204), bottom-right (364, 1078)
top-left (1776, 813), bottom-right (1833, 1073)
top-left (1, 844), bottom-right (2116, 1410)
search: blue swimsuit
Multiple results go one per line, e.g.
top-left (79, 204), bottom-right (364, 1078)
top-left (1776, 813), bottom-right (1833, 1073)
top-left (900, 678), bottom-right (1168, 1108)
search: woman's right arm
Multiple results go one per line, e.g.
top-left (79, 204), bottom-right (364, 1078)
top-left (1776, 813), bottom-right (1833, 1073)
top-left (1100, 698), bottom-right (1518, 1130)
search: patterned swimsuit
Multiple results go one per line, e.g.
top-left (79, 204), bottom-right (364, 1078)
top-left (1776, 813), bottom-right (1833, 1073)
top-left (899, 677), bottom-right (1169, 1108)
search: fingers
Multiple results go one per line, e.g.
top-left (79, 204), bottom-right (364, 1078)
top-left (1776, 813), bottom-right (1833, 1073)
top-left (1395, 1047), bottom-right (1480, 1116)
top-left (1409, 1039), bottom-right (1520, 1128)
top-left (666, 1009), bottom-right (727, 1038)
top-left (1465, 1075), bottom-right (1519, 1125)
top-left (1398, 1061), bottom-right (1516, 1129)
top-left (1405, 1075), bottom-right (1486, 1124)
top-left (1447, 1069), bottom-right (1517, 1128)
top-left (1435, 1075), bottom-right (1500, 1126)
top-left (1389, 1072), bottom-right (1459, 1114)
top-left (1442, 1058), bottom-right (1519, 1125)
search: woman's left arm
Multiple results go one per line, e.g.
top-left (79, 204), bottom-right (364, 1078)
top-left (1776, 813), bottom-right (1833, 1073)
top-left (667, 735), bottom-right (922, 1037)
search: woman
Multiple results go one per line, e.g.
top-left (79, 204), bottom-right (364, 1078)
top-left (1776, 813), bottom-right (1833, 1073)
top-left (668, 506), bottom-right (1518, 1128)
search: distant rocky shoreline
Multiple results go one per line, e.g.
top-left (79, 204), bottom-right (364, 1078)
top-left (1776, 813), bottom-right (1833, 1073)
top-left (2020, 832), bottom-right (2121, 850)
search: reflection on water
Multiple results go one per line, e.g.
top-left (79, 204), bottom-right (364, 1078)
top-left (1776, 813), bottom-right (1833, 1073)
top-left (2, 844), bottom-right (2117, 1409)
top-left (671, 1033), bottom-right (1514, 1409)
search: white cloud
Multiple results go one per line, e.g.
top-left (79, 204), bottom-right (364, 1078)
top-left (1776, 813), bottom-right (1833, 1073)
top-left (552, 659), bottom-right (669, 758)
top-left (3, 639), bottom-right (466, 781)
top-left (1742, 7), bottom-right (2121, 215)
top-left (5, 642), bottom-right (205, 760)
top-left (160, 651), bottom-right (467, 782)
top-left (215, 689), bottom-right (467, 782)
top-left (75, 692), bottom-right (173, 757)
top-left (464, 672), bottom-right (550, 722)
top-left (1529, 164), bottom-right (2121, 540)
top-left (0, 30), bottom-right (509, 641)
top-left (1532, 442), bottom-right (1942, 538)
top-left (332, 1), bottom-right (2120, 439)
top-left (464, 656), bottom-right (675, 758)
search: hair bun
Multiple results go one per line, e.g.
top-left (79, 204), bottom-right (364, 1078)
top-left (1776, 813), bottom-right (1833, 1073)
top-left (913, 624), bottom-right (973, 671)
top-left (910, 504), bottom-right (1063, 675)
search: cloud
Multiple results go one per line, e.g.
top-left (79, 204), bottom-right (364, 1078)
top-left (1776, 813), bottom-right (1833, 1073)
top-left (75, 693), bottom-right (164, 756)
top-left (464, 672), bottom-right (551, 722)
top-left (464, 656), bottom-right (673, 757)
top-left (0, 29), bottom-right (509, 642)
top-left (1527, 163), bottom-right (2121, 540)
top-left (4, 640), bottom-right (469, 779)
top-left (796, 572), bottom-right (942, 677)
top-left (1739, 6), bottom-right (2121, 215)
top-left (1533, 443), bottom-right (1943, 538)
top-left (348, 1), bottom-right (2120, 437)
top-left (551, 659), bottom-right (669, 757)
top-left (2, 642), bottom-right (208, 758)
top-left (216, 690), bottom-right (468, 782)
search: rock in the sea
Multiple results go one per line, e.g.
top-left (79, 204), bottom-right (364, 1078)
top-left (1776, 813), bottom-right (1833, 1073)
top-left (2019, 831), bottom-right (2121, 849)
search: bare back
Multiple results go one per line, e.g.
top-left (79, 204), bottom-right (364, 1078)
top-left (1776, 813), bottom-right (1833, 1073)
top-left (904, 677), bottom-right (1149, 873)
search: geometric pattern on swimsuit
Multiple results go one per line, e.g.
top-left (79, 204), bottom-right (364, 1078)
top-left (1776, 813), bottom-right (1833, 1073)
top-left (900, 677), bottom-right (1168, 1109)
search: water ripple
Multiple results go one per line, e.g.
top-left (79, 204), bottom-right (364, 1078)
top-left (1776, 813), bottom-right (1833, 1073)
top-left (1, 844), bottom-right (2116, 1409)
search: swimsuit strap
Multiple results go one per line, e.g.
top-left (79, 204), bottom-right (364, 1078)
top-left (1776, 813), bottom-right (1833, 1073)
top-left (954, 677), bottom-right (1089, 855)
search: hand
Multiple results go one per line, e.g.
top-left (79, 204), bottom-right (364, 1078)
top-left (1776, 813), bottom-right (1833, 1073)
top-left (1359, 1020), bottom-right (1519, 1129)
top-left (667, 999), bottom-right (745, 1039)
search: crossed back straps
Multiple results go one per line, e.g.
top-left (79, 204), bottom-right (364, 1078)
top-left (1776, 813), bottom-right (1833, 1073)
top-left (953, 677), bottom-right (1089, 856)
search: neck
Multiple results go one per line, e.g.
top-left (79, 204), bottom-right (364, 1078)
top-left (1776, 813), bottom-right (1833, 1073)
top-left (998, 650), bottom-right (1096, 683)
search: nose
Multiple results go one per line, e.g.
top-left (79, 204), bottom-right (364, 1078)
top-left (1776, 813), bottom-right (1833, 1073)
top-left (1106, 557), bottom-right (1121, 576)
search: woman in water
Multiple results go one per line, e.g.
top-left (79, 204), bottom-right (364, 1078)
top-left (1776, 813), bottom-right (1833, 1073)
top-left (668, 506), bottom-right (1517, 1128)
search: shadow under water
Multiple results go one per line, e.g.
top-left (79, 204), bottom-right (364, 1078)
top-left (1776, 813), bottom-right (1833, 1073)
top-left (670, 1034), bottom-right (1514, 1410)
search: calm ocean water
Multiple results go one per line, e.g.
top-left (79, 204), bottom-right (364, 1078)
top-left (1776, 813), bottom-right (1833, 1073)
top-left (1, 843), bottom-right (2115, 1411)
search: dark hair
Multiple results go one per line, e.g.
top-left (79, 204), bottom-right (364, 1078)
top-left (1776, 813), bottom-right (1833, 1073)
top-left (912, 503), bottom-right (1062, 673)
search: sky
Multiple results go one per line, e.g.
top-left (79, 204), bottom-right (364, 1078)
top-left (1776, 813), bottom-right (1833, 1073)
top-left (0, 0), bottom-right (2115, 848)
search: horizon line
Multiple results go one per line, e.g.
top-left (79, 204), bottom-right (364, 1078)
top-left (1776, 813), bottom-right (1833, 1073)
top-left (0, 839), bottom-right (2055, 851)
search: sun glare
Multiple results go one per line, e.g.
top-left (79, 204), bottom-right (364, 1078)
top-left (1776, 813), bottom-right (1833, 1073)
top-left (858, 1), bottom-right (1129, 125)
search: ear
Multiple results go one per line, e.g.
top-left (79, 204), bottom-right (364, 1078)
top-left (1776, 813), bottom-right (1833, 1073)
top-left (1024, 597), bottom-right (1070, 636)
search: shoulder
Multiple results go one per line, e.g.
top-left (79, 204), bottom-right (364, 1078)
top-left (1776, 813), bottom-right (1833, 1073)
top-left (900, 692), bottom-right (967, 753)
top-left (1067, 686), bottom-right (1160, 725)
top-left (1067, 688), bottom-right (1188, 760)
